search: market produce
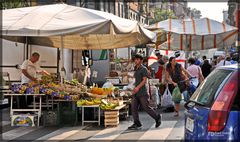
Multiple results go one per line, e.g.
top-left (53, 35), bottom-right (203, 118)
top-left (76, 98), bottom-right (102, 107)
top-left (11, 77), bottom-right (100, 101)
top-left (91, 87), bottom-right (105, 95)
top-left (11, 84), bottom-right (27, 94)
top-left (64, 79), bottom-right (80, 86)
top-left (100, 103), bottom-right (118, 110)
top-left (77, 99), bottom-right (86, 107)
top-left (41, 75), bottom-right (56, 84)
top-left (99, 99), bottom-right (119, 110)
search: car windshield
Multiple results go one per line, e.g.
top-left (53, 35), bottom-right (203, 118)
top-left (190, 69), bottom-right (233, 107)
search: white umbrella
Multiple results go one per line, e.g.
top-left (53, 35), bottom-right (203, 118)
top-left (2, 4), bottom-right (156, 83)
top-left (2, 4), bottom-right (156, 50)
top-left (146, 18), bottom-right (238, 51)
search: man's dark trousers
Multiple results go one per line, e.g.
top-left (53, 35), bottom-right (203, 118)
top-left (131, 95), bottom-right (158, 125)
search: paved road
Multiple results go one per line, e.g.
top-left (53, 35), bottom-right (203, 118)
top-left (1, 106), bottom-right (185, 141)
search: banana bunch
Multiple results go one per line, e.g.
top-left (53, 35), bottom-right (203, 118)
top-left (100, 103), bottom-right (118, 110)
top-left (76, 98), bottom-right (102, 107)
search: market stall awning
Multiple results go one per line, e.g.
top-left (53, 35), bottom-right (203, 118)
top-left (146, 18), bottom-right (238, 51)
top-left (2, 4), bottom-right (156, 50)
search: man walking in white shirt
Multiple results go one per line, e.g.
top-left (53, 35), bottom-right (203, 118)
top-left (216, 55), bottom-right (231, 67)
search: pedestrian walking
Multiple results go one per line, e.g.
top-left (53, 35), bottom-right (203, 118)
top-left (201, 59), bottom-right (212, 78)
top-left (187, 57), bottom-right (204, 87)
top-left (128, 54), bottom-right (161, 130)
top-left (216, 55), bottom-right (231, 67)
top-left (165, 57), bottom-right (192, 117)
top-left (154, 51), bottom-right (165, 82)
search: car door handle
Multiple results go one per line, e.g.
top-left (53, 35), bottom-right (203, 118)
top-left (184, 111), bottom-right (194, 118)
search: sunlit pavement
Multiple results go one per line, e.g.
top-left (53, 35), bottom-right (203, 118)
top-left (1, 106), bottom-right (185, 141)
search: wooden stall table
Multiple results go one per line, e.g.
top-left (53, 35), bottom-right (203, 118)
top-left (4, 94), bottom-right (45, 127)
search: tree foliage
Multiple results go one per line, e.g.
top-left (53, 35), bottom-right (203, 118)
top-left (150, 8), bottom-right (177, 25)
top-left (1, 0), bottom-right (30, 10)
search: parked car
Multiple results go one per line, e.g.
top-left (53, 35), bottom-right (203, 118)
top-left (184, 64), bottom-right (239, 141)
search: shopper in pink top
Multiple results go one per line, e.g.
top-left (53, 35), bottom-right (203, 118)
top-left (187, 58), bottom-right (204, 87)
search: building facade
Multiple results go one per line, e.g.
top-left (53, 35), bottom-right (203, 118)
top-left (227, 1), bottom-right (239, 47)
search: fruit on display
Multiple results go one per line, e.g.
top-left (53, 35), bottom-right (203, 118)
top-left (93, 98), bottom-right (102, 104)
top-left (64, 79), bottom-right (80, 86)
top-left (11, 76), bottom-right (103, 101)
top-left (80, 85), bottom-right (88, 92)
top-left (71, 95), bottom-right (80, 101)
top-left (76, 98), bottom-right (102, 107)
top-left (77, 99), bottom-right (86, 107)
top-left (11, 84), bottom-right (28, 94)
top-left (85, 100), bottom-right (95, 105)
top-left (91, 86), bottom-right (105, 95)
top-left (99, 99), bottom-right (119, 110)
top-left (100, 103), bottom-right (118, 110)
top-left (41, 75), bottom-right (56, 84)
top-left (103, 88), bottom-right (113, 95)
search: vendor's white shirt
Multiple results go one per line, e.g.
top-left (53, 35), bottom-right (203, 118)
top-left (216, 60), bottom-right (231, 67)
top-left (21, 60), bottom-right (42, 84)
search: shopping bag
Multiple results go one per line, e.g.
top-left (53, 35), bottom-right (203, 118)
top-left (172, 86), bottom-right (182, 102)
top-left (149, 86), bottom-right (160, 108)
top-left (161, 86), bottom-right (173, 107)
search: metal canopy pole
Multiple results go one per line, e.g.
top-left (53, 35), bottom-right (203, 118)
top-left (60, 35), bottom-right (66, 84)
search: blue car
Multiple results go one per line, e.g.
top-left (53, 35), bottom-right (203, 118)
top-left (184, 65), bottom-right (240, 141)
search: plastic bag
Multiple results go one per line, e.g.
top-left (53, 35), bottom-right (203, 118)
top-left (102, 81), bottom-right (114, 88)
top-left (172, 86), bottom-right (182, 102)
top-left (149, 86), bottom-right (160, 107)
top-left (161, 86), bottom-right (173, 107)
top-left (123, 79), bottom-right (135, 91)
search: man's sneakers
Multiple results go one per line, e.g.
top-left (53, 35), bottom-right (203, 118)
top-left (155, 114), bottom-right (162, 128)
top-left (128, 123), bottom-right (142, 130)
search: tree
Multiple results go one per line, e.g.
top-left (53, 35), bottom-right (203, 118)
top-left (149, 8), bottom-right (177, 25)
top-left (1, 0), bottom-right (30, 10)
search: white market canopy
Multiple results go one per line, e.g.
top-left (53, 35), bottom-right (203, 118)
top-left (147, 18), bottom-right (238, 51)
top-left (2, 4), bottom-right (156, 50)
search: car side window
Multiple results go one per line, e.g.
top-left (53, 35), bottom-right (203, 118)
top-left (191, 69), bottom-right (232, 107)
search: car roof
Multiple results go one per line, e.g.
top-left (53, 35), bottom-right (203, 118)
top-left (217, 64), bottom-right (239, 70)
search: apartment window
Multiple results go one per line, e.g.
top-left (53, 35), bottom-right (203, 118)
top-left (121, 4), bottom-right (124, 18)
top-left (100, 0), bottom-right (104, 11)
top-left (118, 2), bottom-right (120, 17)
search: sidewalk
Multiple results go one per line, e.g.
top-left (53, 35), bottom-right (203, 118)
top-left (1, 106), bottom-right (185, 141)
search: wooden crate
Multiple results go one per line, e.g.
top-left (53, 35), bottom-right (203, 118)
top-left (104, 110), bottom-right (119, 127)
